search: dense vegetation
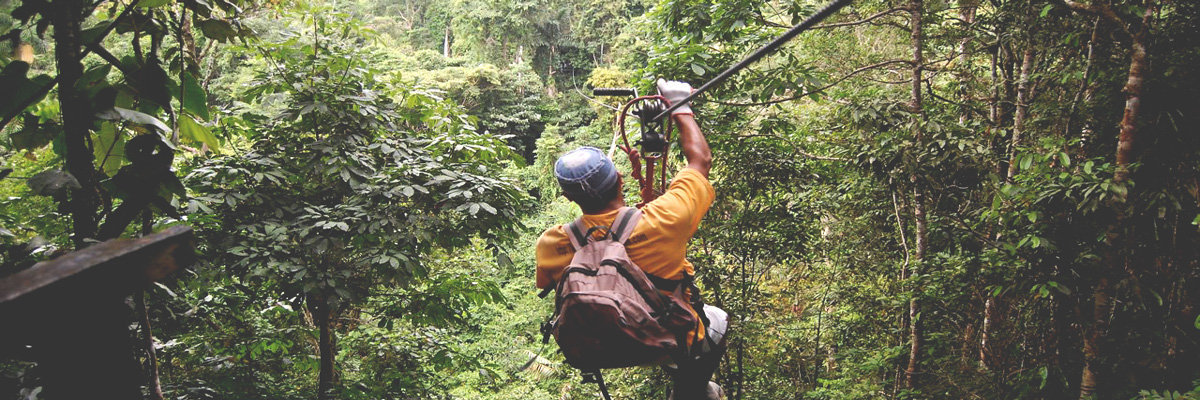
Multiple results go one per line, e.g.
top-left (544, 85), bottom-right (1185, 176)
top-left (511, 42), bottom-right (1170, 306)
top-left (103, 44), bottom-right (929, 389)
top-left (1, 0), bottom-right (1197, 399)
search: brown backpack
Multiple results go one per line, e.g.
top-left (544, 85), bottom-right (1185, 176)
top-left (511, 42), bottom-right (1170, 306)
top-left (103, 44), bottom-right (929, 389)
top-left (540, 207), bottom-right (700, 371)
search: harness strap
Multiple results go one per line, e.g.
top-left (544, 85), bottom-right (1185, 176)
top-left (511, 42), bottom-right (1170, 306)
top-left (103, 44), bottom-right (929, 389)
top-left (582, 371), bottom-right (612, 400)
top-left (611, 207), bottom-right (642, 243)
top-left (646, 273), bottom-right (683, 292)
top-left (565, 219), bottom-right (588, 251)
top-left (605, 259), bottom-right (671, 315)
top-left (565, 207), bottom-right (642, 251)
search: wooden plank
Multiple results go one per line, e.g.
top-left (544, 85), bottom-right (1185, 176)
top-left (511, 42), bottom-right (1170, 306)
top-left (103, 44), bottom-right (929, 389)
top-left (0, 225), bottom-right (195, 307)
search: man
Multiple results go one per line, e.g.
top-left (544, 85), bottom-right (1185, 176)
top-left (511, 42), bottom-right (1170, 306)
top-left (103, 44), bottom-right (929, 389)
top-left (536, 79), bottom-right (728, 400)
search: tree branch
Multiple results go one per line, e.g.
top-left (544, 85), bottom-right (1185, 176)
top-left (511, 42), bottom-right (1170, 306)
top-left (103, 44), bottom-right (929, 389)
top-left (84, 42), bottom-right (137, 77)
top-left (795, 148), bottom-right (849, 162)
top-left (813, 7), bottom-right (906, 30)
top-left (924, 78), bottom-right (990, 120)
top-left (1055, 0), bottom-right (1133, 36)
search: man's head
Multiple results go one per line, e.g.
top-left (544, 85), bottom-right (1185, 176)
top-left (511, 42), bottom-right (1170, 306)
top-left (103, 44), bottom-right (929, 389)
top-left (554, 147), bottom-right (623, 213)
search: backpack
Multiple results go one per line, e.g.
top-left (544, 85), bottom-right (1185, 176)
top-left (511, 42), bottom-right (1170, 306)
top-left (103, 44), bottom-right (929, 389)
top-left (539, 207), bottom-right (700, 371)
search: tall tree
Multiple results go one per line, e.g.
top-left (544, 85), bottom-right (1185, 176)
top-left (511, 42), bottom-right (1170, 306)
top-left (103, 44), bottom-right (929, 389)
top-left (903, 0), bottom-right (926, 390)
top-left (184, 11), bottom-right (527, 398)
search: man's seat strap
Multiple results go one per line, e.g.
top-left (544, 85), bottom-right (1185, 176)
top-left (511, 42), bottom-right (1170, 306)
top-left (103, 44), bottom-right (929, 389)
top-left (582, 370), bottom-right (612, 400)
top-left (646, 273), bottom-right (683, 292)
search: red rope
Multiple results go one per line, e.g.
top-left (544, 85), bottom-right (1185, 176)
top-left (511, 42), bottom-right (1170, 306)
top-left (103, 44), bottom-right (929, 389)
top-left (614, 95), bottom-right (673, 206)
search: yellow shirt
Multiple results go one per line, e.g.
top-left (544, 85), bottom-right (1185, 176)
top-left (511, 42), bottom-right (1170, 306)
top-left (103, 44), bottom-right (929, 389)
top-left (536, 167), bottom-right (716, 340)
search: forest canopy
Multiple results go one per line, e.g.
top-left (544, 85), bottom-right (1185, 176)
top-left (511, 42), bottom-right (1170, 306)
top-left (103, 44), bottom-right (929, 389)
top-left (0, 0), bottom-right (1197, 399)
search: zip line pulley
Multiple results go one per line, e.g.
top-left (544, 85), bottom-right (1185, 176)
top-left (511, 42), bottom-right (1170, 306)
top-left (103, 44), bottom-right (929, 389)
top-left (592, 0), bottom-right (855, 205)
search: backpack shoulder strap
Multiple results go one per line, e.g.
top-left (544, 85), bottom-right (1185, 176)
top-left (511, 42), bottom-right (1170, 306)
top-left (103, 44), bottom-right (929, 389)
top-left (564, 218), bottom-right (588, 251)
top-left (610, 207), bottom-right (643, 244)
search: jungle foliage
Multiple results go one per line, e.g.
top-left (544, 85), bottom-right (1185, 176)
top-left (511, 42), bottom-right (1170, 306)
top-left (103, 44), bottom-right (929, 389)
top-left (1, 0), bottom-right (1197, 399)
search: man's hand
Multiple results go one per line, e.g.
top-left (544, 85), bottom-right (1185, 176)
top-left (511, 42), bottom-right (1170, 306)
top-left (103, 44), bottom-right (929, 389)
top-left (657, 78), bottom-right (694, 116)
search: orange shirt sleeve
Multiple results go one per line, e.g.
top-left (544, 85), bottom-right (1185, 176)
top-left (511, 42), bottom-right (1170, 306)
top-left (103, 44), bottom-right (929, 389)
top-left (535, 225), bottom-right (573, 289)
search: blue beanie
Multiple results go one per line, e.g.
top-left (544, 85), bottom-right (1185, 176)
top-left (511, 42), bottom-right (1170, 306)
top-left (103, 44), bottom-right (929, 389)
top-left (555, 147), bottom-right (620, 199)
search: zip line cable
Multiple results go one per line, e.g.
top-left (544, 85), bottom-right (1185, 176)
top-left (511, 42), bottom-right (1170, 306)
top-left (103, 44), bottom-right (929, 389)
top-left (652, 0), bottom-right (856, 121)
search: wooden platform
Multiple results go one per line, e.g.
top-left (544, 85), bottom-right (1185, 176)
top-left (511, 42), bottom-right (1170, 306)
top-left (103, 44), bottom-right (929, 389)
top-left (0, 225), bottom-right (196, 399)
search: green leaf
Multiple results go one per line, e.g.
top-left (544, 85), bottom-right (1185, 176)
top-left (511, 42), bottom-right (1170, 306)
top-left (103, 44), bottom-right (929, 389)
top-left (198, 19), bottom-right (239, 42)
top-left (179, 73), bottom-right (210, 121)
top-left (0, 62), bottom-right (54, 128)
top-left (96, 107), bottom-right (171, 134)
top-left (690, 63), bottom-right (705, 76)
top-left (1039, 3), bottom-right (1054, 17)
top-left (27, 169), bottom-right (81, 196)
top-left (93, 122), bottom-right (127, 175)
top-left (137, 0), bottom-right (171, 7)
top-left (160, 174), bottom-right (186, 198)
top-left (496, 253), bottom-right (513, 269)
top-left (10, 115), bottom-right (58, 151)
top-left (179, 114), bottom-right (220, 151)
top-left (479, 202), bottom-right (497, 214)
top-left (130, 58), bottom-right (173, 110)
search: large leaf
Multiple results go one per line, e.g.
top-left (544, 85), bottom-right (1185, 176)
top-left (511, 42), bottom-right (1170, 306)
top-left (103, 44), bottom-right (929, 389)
top-left (179, 114), bottom-right (219, 152)
top-left (27, 169), bottom-right (81, 196)
top-left (96, 107), bottom-right (172, 134)
top-left (126, 57), bottom-right (173, 110)
top-left (197, 19), bottom-right (238, 42)
top-left (80, 21), bottom-right (113, 44)
top-left (10, 114), bottom-right (59, 151)
top-left (179, 73), bottom-right (210, 121)
top-left (0, 62), bottom-right (54, 129)
top-left (93, 122), bottom-right (128, 175)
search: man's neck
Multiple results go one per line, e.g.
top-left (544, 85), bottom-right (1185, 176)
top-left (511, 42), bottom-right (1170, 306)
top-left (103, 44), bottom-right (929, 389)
top-left (583, 197), bottom-right (627, 215)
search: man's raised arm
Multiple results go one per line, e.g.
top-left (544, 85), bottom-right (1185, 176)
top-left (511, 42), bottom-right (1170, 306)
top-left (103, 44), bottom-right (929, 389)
top-left (657, 79), bottom-right (712, 178)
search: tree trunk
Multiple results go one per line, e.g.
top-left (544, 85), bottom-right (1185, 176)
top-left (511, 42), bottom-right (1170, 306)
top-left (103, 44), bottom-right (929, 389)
top-left (1111, 3), bottom-right (1155, 187)
top-left (980, 296), bottom-right (997, 369)
top-left (1079, 277), bottom-right (1112, 399)
top-left (977, 47), bottom-right (1035, 371)
top-left (51, 0), bottom-right (99, 247)
top-left (1080, 3), bottom-right (1156, 399)
top-left (136, 290), bottom-right (165, 400)
top-left (311, 296), bottom-right (336, 400)
top-left (904, 0), bottom-right (926, 390)
top-left (138, 211), bottom-right (165, 400)
top-left (1066, 17), bottom-right (1102, 149)
top-left (546, 44), bottom-right (557, 97)
top-left (180, 10), bottom-right (198, 69)
top-left (956, 0), bottom-right (977, 124)
top-left (1007, 48), bottom-right (1036, 179)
